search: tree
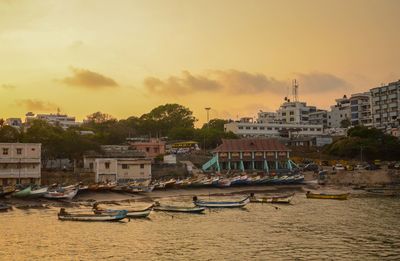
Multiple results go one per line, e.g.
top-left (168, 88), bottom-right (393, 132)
top-left (202, 119), bottom-right (228, 131)
top-left (86, 112), bottom-right (115, 124)
top-left (0, 126), bottom-right (21, 142)
top-left (340, 118), bottom-right (351, 128)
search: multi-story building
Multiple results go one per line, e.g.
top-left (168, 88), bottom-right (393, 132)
top-left (5, 118), bottom-right (23, 129)
top-left (224, 118), bottom-right (323, 138)
top-left (127, 138), bottom-right (166, 159)
top-left (350, 92), bottom-right (372, 126)
top-left (0, 143), bottom-right (41, 186)
top-left (327, 95), bottom-right (351, 128)
top-left (370, 80), bottom-right (400, 129)
top-left (83, 145), bottom-right (151, 183)
top-left (276, 101), bottom-right (317, 124)
top-left (25, 112), bottom-right (80, 129)
top-left (257, 111), bottom-right (277, 123)
top-left (308, 110), bottom-right (328, 128)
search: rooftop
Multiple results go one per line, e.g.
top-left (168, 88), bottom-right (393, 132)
top-left (214, 138), bottom-right (289, 152)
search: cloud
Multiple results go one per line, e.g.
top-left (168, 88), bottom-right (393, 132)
top-left (1, 84), bottom-right (16, 90)
top-left (60, 67), bottom-right (118, 89)
top-left (16, 99), bottom-right (59, 111)
top-left (144, 70), bottom-right (285, 96)
top-left (295, 72), bottom-right (352, 94)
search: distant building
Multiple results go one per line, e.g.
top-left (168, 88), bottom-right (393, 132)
top-left (370, 80), bottom-right (400, 129)
top-left (25, 112), bottom-right (80, 129)
top-left (308, 110), bottom-right (328, 128)
top-left (83, 145), bottom-right (151, 183)
top-left (127, 138), bottom-right (166, 159)
top-left (327, 95), bottom-right (351, 128)
top-left (350, 92), bottom-right (372, 126)
top-left (5, 118), bottom-right (23, 129)
top-left (257, 111), bottom-right (277, 123)
top-left (202, 139), bottom-right (294, 173)
top-left (0, 143), bottom-right (41, 186)
top-left (224, 118), bottom-right (323, 138)
top-left (276, 101), bottom-right (317, 124)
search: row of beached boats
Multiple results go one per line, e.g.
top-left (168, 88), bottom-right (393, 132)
top-left (56, 191), bottom-right (351, 222)
top-left (153, 174), bottom-right (305, 189)
top-left (0, 184), bottom-right (81, 200)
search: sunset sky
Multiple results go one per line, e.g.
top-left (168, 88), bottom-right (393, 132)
top-left (1, 0), bottom-right (399, 126)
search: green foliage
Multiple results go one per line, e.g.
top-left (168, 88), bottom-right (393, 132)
top-left (201, 118), bottom-right (228, 131)
top-left (340, 118), bottom-right (351, 128)
top-left (0, 126), bottom-right (21, 142)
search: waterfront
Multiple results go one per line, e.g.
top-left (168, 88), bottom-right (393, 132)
top-left (1, 194), bottom-right (400, 260)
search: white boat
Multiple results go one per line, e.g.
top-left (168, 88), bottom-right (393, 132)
top-left (45, 188), bottom-right (78, 200)
top-left (193, 196), bottom-right (250, 208)
top-left (58, 208), bottom-right (127, 222)
top-left (28, 187), bottom-right (48, 198)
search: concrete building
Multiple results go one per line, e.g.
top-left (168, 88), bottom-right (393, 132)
top-left (350, 92), bottom-right (372, 126)
top-left (83, 145), bottom-right (151, 183)
top-left (257, 111), bottom-right (277, 123)
top-left (276, 101), bottom-right (317, 124)
top-left (127, 138), bottom-right (166, 159)
top-left (370, 80), bottom-right (400, 129)
top-left (25, 112), bottom-right (80, 129)
top-left (327, 95), bottom-right (351, 128)
top-left (0, 143), bottom-right (41, 186)
top-left (202, 139), bottom-right (295, 173)
top-left (224, 118), bottom-right (323, 138)
top-left (308, 110), bottom-right (328, 128)
top-left (5, 118), bottom-right (23, 129)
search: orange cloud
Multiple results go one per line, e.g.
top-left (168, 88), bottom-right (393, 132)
top-left (61, 67), bottom-right (118, 89)
top-left (295, 72), bottom-right (352, 94)
top-left (16, 99), bottom-right (59, 111)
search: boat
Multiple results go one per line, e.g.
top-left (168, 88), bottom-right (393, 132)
top-left (93, 204), bottom-right (153, 218)
top-left (163, 179), bottom-right (176, 189)
top-left (12, 186), bottom-right (32, 198)
top-left (28, 187), bottom-right (48, 198)
top-left (58, 208), bottom-right (127, 222)
top-left (193, 196), bottom-right (250, 208)
top-left (0, 186), bottom-right (16, 197)
top-left (306, 191), bottom-right (349, 200)
top-left (153, 202), bottom-right (205, 213)
top-left (44, 188), bottom-right (78, 200)
top-left (214, 178), bottom-right (231, 188)
top-left (0, 203), bottom-right (12, 212)
top-left (250, 192), bottom-right (295, 204)
top-left (230, 175), bottom-right (248, 186)
top-left (365, 188), bottom-right (400, 196)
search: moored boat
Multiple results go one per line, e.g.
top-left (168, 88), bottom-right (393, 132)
top-left (0, 203), bottom-right (12, 212)
top-left (58, 208), bottom-right (127, 222)
top-left (0, 186), bottom-right (16, 197)
top-left (93, 204), bottom-right (153, 218)
top-left (12, 186), bottom-right (32, 198)
top-left (214, 178), bottom-right (231, 188)
top-left (28, 187), bottom-right (48, 198)
top-left (193, 196), bottom-right (250, 208)
top-left (306, 191), bottom-right (349, 200)
top-left (153, 202), bottom-right (205, 213)
top-left (250, 192), bottom-right (294, 204)
top-left (45, 188), bottom-right (78, 200)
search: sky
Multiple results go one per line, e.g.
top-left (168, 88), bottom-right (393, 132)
top-left (1, 0), bottom-right (399, 126)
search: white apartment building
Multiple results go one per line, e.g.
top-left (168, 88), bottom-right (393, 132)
top-left (276, 101), bottom-right (317, 124)
top-left (224, 119), bottom-right (323, 138)
top-left (308, 110), bottom-right (328, 128)
top-left (0, 143), bottom-right (41, 186)
top-left (370, 80), bottom-right (400, 129)
top-left (327, 95), bottom-right (351, 128)
top-left (257, 111), bottom-right (277, 123)
top-left (350, 92), bottom-right (372, 126)
top-left (25, 112), bottom-right (80, 129)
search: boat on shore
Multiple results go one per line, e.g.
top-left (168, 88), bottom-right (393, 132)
top-left (193, 196), bottom-right (250, 208)
top-left (214, 178), bottom-right (231, 188)
top-left (306, 191), bottom-right (349, 200)
top-left (58, 208), bottom-right (127, 222)
top-left (93, 204), bottom-right (153, 218)
top-left (0, 203), bottom-right (12, 212)
top-left (153, 202), bottom-right (205, 213)
top-left (45, 188), bottom-right (78, 200)
top-left (250, 192), bottom-right (295, 204)
top-left (0, 186), bottom-right (16, 197)
top-left (28, 187), bottom-right (48, 198)
top-left (12, 186), bottom-right (32, 198)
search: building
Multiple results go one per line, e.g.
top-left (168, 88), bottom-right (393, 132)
top-left (5, 118), bottom-right (23, 129)
top-left (0, 143), bottom-right (41, 186)
top-left (127, 138), bottom-right (166, 159)
top-left (370, 80), bottom-right (400, 129)
top-left (257, 111), bottom-right (277, 123)
top-left (83, 145), bottom-right (151, 183)
top-left (308, 110), bottom-right (328, 128)
top-left (224, 118), bottom-right (323, 138)
top-left (276, 101), bottom-right (317, 124)
top-left (202, 139), bottom-right (295, 173)
top-left (350, 92), bottom-right (372, 126)
top-left (25, 112), bottom-right (80, 129)
top-left (327, 95), bottom-right (351, 128)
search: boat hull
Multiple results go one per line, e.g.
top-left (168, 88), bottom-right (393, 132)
top-left (194, 197), bottom-right (250, 208)
top-left (58, 209), bottom-right (127, 222)
top-left (306, 192), bottom-right (349, 200)
top-left (153, 206), bottom-right (205, 213)
top-left (250, 193), bottom-right (295, 204)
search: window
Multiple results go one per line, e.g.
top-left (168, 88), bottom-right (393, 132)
top-left (105, 162), bottom-right (110, 169)
top-left (238, 126), bottom-right (243, 129)
top-left (122, 164), bottom-right (128, 169)
top-left (289, 111), bottom-right (294, 115)
top-left (260, 127), bottom-right (265, 130)
top-left (252, 127), bottom-right (257, 130)
top-left (89, 163), bottom-right (94, 169)
top-left (246, 127), bottom-right (251, 130)
top-left (2, 148), bottom-right (8, 155)
top-left (290, 118), bottom-right (294, 122)
top-left (32, 148), bottom-right (35, 151)
top-left (146, 147), bottom-right (150, 152)
top-left (16, 148), bottom-right (22, 155)
top-left (154, 148), bottom-right (159, 153)
top-left (140, 164), bottom-right (145, 169)
top-left (282, 112), bottom-right (286, 116)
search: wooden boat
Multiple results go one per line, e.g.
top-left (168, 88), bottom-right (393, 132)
top-left (153, 202), bottom-right (205, 213)
top-left (28, 187), bottom-right (48, 198)
top-left (214, 178), bottom-right (231, 188)
top-left (58, 208), bottom-right (127, 222)
top-left (93, 204), bottom-right (153, 218)
top-left (0, 203), bottom-right (12, 212)
top-left (44, 188), bottom-right (78, 200)
top-left (250, 192), bottom-right (295, 204)
top-left (12, 186), bottom-right (32, 198)
top-left (163, 179), bottom-right (176, 189)
top-left (88, 183), bottom-right (117, 191)
top-left (193, 196), bottom-right (250, 208)
top-left (0, 186), bottom-right (16, 197)
top-left (306, 191), bottom-right (349, 200)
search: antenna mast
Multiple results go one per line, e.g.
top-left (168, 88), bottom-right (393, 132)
top-left (292, 79), bottom-right (299, 102)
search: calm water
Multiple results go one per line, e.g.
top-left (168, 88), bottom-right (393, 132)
top-left (1, 195), bottom-right (400, 260)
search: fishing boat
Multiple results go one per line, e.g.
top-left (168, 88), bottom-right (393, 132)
top-left (28, 186), bottom-right (48, 198)
top-left (153, 202), bottom-right (205, 213)
top-left (306, 191), bottom-right (349, 200)
top-left (193, 196), bottom-right (250, 208)
top-left (0, 186), bottom-right (16, 197)
top-left (0, 203), bottom-right (12, 212)
top-left (12, 186), bottom-right (32, 198)
top-left (58, 208), bottom-right (127, 222)
top-left (214, 178), bottom-right (231, 188)
top-left (44, 188), bottom-right (78, 200)
top-left (230, 175), bottom-right (248, 186)
top-left (93, 204), bottom-right (153, 218)
top-left (164, 179), bottom-right (176, 189)
top-left (250, 192), bottom-right (295, 204)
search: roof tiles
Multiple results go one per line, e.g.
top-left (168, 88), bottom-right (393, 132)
top-left (213, 138), bottom-right (289, 152)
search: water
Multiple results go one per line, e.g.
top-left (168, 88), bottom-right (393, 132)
top-left (1, 195), bottom-right (400, 260)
